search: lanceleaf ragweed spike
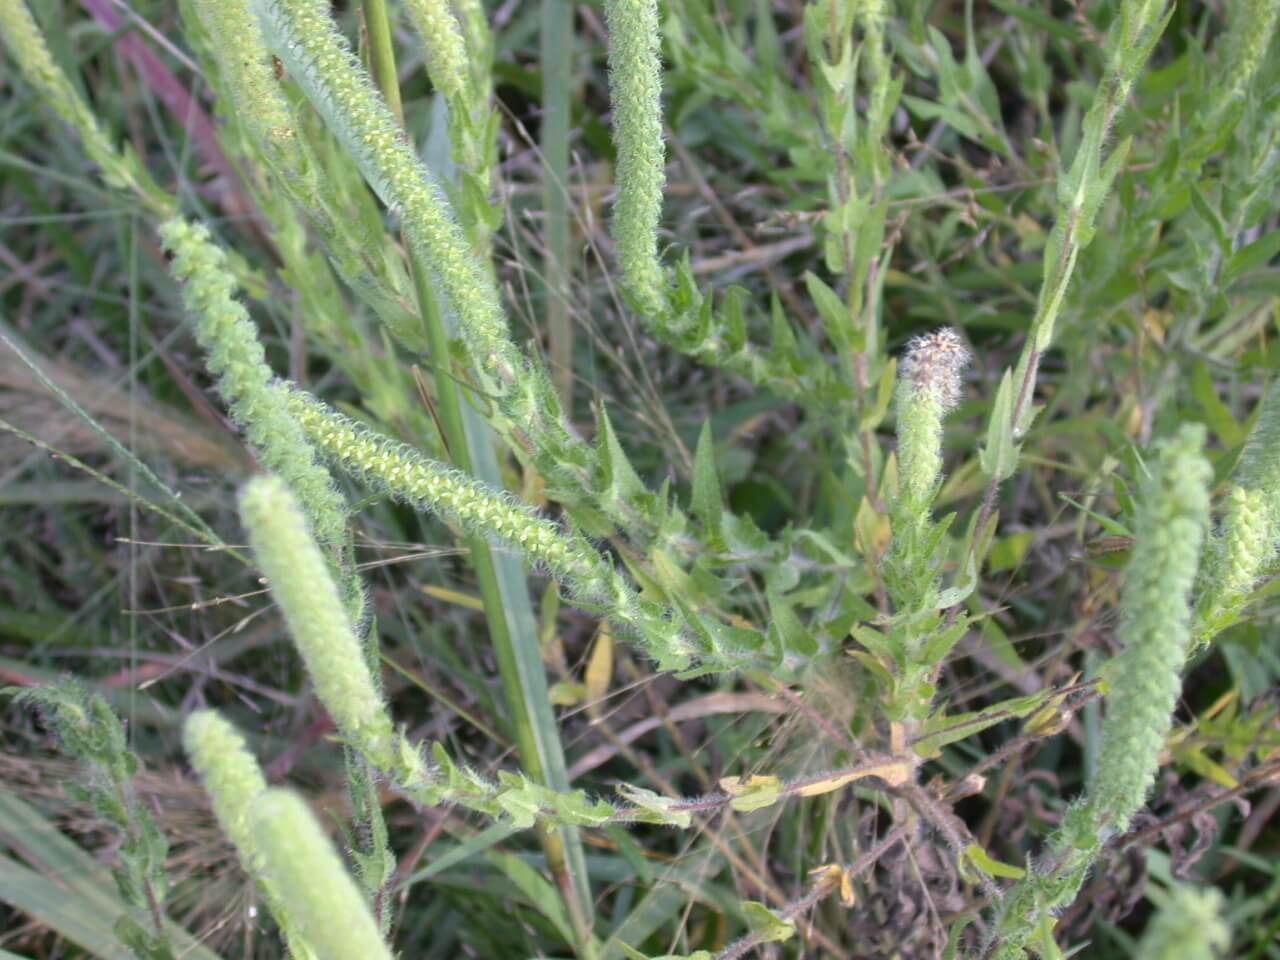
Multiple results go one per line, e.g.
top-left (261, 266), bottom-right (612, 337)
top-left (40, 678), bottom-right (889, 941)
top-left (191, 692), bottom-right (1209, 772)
top-left (240, 475), bottom-right (396, 767)
top-left (986, 424), bottom-right (1212, 959)
top-left (895, 327), bottom-right (971, 516)
top-left (283, 388), bottom-right (707, 671)
top-left (160, 218), bottom-right (350, 557)
top-left (1194, 385), bottom-right (1280, 645)
top-left (250, 790), bottom-right (395, 960)
top-left (183, 711), bottom-right (317, 960)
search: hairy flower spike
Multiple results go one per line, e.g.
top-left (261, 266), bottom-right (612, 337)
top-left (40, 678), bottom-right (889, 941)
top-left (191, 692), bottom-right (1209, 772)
top-left (988, 425), bottom-right (1212, 958)
top-left (901, 327), bottom-right (970, 412)
top-left (183, 711), bottom-right (317, 960)
top-left (1193, 386), bottom-right (1280, 645)
top-left (403, 0), bottom-right (469, 102)
top-left (1193, 486), bottom-right (1272, 643)
top-left (895, 327), bottom-right (970, 515)
top-left (250, 0), bottom-right (587, 486)
top-left (603, 0), bottom-right (668, 316)
top-left (159, 218), bottom-right (350, 556)
top-left (250, 790), bottom-right (394, 960)
top-left (184, 711), bottom-right (268, 860)
top-left (1092, 425), bottom-right (1211, 833)
top-left (240, 475), bottom-right (395, 766)
top-left (188, 0), bottom-right (305, 173)
top-left (285, 390), bottom-right (610, 590)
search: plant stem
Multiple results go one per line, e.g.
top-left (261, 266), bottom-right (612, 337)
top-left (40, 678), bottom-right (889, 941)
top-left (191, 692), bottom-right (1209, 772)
top-left (360, 0), bottom-right (403, 121)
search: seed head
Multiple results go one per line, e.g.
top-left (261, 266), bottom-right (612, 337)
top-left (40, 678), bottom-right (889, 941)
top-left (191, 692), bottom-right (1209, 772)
top-left (901, 327), bottom-right (970, 411)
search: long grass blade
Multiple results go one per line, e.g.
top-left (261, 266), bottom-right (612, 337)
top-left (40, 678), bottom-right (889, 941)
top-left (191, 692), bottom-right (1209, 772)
top-left (541, 0), bottom-right (575, 410)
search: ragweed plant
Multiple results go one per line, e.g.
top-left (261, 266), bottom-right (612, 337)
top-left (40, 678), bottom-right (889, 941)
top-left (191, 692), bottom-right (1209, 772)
top-left (4, 682), bottom-right (176, 959)
top-left (3, 0), bottom-right (1279, 958)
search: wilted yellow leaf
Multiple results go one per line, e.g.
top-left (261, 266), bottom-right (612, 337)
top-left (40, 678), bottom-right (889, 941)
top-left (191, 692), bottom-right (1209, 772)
top-left (792, 761), bottom-right (910, 797)
top-left (584, 625), bottom-right (614, 715)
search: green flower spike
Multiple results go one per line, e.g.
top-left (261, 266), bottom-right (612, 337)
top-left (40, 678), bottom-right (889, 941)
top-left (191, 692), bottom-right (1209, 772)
top-left (240, 475), bottom-right (394, 767)
top-left (250, 789), bottom-right (394, 960)
top-left (183, 710), bottom-right (317, 960)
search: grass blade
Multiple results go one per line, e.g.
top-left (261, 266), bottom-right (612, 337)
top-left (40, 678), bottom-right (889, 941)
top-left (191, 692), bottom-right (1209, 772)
top-left (0, 792), bottom-right (223, 959)
top-left (541, 0), bottom-right (575, 410)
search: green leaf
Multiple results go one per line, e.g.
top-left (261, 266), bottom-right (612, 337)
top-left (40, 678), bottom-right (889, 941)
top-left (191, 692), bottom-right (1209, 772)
top-left (979, 369), bottom-right (1019, 481)
top-left (1223, 229), bottom-right (1280, 286)
top-left (862, 357), bottom-right (898, 432)
top-left (0, 793), bottom-right (220, 960)
top-left (0, 854), bottom-right (136, 960)
top-left (692, 420), bottom-right (725, 535)
top-left (618, 948), bottom-right (712, 960)
top-left (935, 553), bottom-right (978, 609)
top-left (918, 617), bottom-right (970, 668)
top-left (988, 531), bottom-right (1034, 573)
top-left (804, 270), bottom-right (854, 350)
top-left (616, 784), bottom-right (692, 828)
top-left (1078, 137), bottom-right (1132, 247)
top-left (488, 850), bottom-right (579, 947)
top-left (597, 402), bottom-right (647, 503)
top-left (1190, 362), bottom-right (1243, 446)
top-left (766, 588), bottom-right (819, 659)
top-left (959, 843), bottom-right (1026, 881)
top-left (914, 691), bottom-right (1054, 757)
top-left (719, 775), bottom-right (784, 813)
top-left (901, 94), bottom-right (984, 145)
top-left (1058, 494), bottom-right (1133, 538)
top-left (113, 914), bottom-right (174, 960)
top-left (740, 900), bottom-right (796, 943)
top-left (1189, 184), bottom-right (1229, 257)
